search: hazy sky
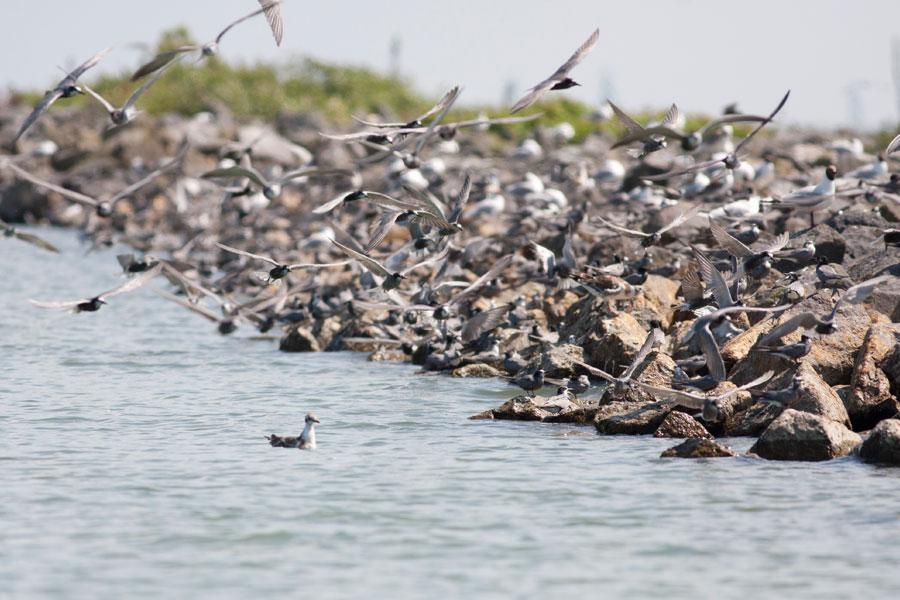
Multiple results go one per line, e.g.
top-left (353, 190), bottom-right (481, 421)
top-left (3, 0), bottom-right (900, 130)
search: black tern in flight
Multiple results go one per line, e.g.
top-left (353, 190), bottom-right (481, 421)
top-left (215, 242), bottom-right (351, 282)
top-left (4, 142), bottom-right (187, 217)
top-left (82, 58), bottom-right (180, 125)
top-left (1, 219), bottom-right (59, 253)
top-left (708, 218), bottom-right (789, 280)
top-left (13, 46), bottom-right (113, 144)
top-left (635, 370), bottom-right (774, 422)
top-left (756, 275), bottom-right (893, 346)
top-left (608, 102), bottom-right (679, 157)
top-left (510, 28), bottom-right (600, 114)
top-left (131, 3), bottom-right (279, 80)
top-left (267, 413), bottom-right (319, 449)
top-left (646, 90), bottom-right (790, 179)
top-left (202, 165), bottom-right (349, 201)
top-left (593, 204), bottom-right (701, 248)
top-left (29, 263), bottom-right (162, 313)
top-left (330, 239), bottom-right (448, 290)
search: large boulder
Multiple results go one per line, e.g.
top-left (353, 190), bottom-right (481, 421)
top-left (469, 395), bottom-right (549, 421)
top-left (749, 409), bottom-right (862, 461)
top-left (654, 411), bottom-right (712, 439)
top-left (660, 438), bottom-right (738, 458)
top-left (727, 401), bottom-right (785, 437)
top-left (846, 324), bottom-right (900, 431)
top-left (560, 301), bottom-right (647, 370)
top-left (857, 419), bottom-right (900, 465)
top-left (595, 401), bottom-right (672, 435)
top-left (279, 325), bottom-right (321, 352)
top-left (730, 289), bottom-right (874, 386)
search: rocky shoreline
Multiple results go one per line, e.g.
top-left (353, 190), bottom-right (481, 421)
top-left (2, 96), bottom-right (899, 464)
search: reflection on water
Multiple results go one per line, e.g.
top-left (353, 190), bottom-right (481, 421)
top-left (1, 228), bottom-right (898, 599)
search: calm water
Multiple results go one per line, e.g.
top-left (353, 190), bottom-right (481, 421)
top-left (2, 228), bottom-right (898, 599)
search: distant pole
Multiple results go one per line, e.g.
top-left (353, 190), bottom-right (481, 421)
top-left (844, 84), bottom-right (863, 130)
top-left (892, 37), bottom-right (900, 123)
top-left (600, 70), bottom-right (616, 105)
top-left (503, 80), bottom-right (517, 107)
top-left (389, 35), bottom-right (402, 77)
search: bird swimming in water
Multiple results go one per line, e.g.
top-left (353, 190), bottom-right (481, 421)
top-left (267, 413), bottom-right (319, 449)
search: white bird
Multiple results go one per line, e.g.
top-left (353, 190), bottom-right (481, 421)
top-left (267, 413), bottom-right (319, 449)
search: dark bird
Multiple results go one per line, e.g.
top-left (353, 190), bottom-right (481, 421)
top-left (569, 272), bottom-right (640, 314)
top-left (645, 90), bottom-right (790, 180)
top-left (510, 28), bottom-right (600, 113)
top-left (610, 104), bottom-right (772, 152)
top-left (756, 275), bottom-right (893, 346)
top-left (635, 371), bottom-right (774, 422)
top-left (593, 204), bottom-right (701, 248)
top-left (815, 256), bottom-right (853, 293)
top-left (203, 165), bottom-right (350, 201)
top-left (506, 369), bottom-right (545, 397)
top-left (4, 143), bottom-right (187, 217)
top-left (573, 322), bottom-right (665, 393)
top-left (28, 263), bottom-right (162, 313)
top-left (873, 229), bottom-right (900, 248)
top-left (708, 218), bottom-right (789, 280)
top-left (607, 102), bottom-right (679, 157)
top-left (13, 46), bottom-right (113, 144)
top-left (757, 335), bottom-right (812, 363)
top-left (214, 241), bottom-right (351, 282)
top-left (267, 413), bottom-right (319, 449)
top-left (131, 3), bottom-right (279, 80)
top-left (330, 239), bottom-right (448, 290)
top-left (82, 57), bottom-right (180, 125)
top-left (751, 375), bottom-right (803, 406)
top-left (1, 219), bottom-right (59, 253)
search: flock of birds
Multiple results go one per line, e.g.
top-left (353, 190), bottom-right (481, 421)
top-left (3, 1), bottom-right (900, 450)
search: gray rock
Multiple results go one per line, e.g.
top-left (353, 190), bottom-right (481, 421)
top-left (728, 401), bottom-right (785, 437)
top-left (537, 343), bottom-right (585, 379)
top-left (749, 409), bottom-right (862, 461)
top-left (654, 411), bottom-right (712, 439)
top-left (560, 301), bottom-right (646, 371)
top-left (857, 419), bottom-right (900, 465)
top-left (468, 395), bottom-right (549, 421)
top-left (847, 324), bottom-right (900, 431)
top-left (596, 401), bottom-right (672, 435)
top-left (660, 438), bottom-right (738, 458)
top-left (279, 325), bottom-right (321, 352)
top-left (451, 363), bottom-right (502, 378)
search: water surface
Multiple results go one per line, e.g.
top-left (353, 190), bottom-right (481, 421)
top-left (1, 228), bottom-right (897, 599)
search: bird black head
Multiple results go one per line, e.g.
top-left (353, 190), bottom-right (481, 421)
top-left (344, 190), bottom-right (368, 202)
top-left (550, 78), bottom-right (580, 91)
top-left (825, 165), bottom-right (837, 180)
top-left (96, 201), bottom-right (113, 218)
top-left (682, 132), bottom-right (702, 151)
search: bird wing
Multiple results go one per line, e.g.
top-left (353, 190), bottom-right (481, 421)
top-left (447, 173), bottom-right (471, 224)
top-left (761, 231), bottom-right (790, 254)
top-left (447, 254), bottom-right (513, 306)
top-left (122, 56), bottom-right (181, 110)
top-left (691, 246), bottom-right (734, 308)
top-left (660, 103), bottom-right (679, 128)
top-left (886, 132), bottom-right (900, 156)
top-left (215, 3), bottom-right (270, 44)
top-left (131, 48), bottom-right (195, 81)
top-left (364, 210), bottom-right (404, 253)
top-left (98, 263), bottom-right (163, 300)
top-left (110, 142), bottom-right (188, 203)
top-left (330, 239), bottom-right (390, 278)
top-left (461, 305), bottom-right (511, 343)
top-left (756, 313), bottom-right (820, 346)
top-left (202, 165), bottom-right (267, 188)
top-left (571, 359), bottom-right (618, 384)
top-left (80, 84), bottom-right (115, 113)
top-left (681, 267), bottom-right (704, 304)
top-left (455, 113), bottom-right (544, 128)
top-left (257, 0), bottom-right (283, 46)
top-left (594, 214), bottom-right (646, 238)
top-left (153, 287), bottom-right (224, 323)
top-left (697, 113), bottom-right (770, 136)
top-left (215, 242), bottom-right (280, 266)
top-left (550, 27), bottom-right (600, 81)
top-left (13, 88), bottom-right (64, 143)
top-left (608, 99), bottom-right (645, 134)
top-left (829, 274), bottom-right (894, 320)
top-left (401, 246), bottom-right (450, 276)
top-left (696, 320), bottom-right (727, 382)
top-left (732, 90), bottom-right (790, 156)
top-left (67, 46), bottom-right (114, 81)
top-left (621, 327), bottom-right (662, 380)
top-left (717, 370), bottom-right (775, 399)
top-left (611, 125), bottom-right (684, 149)
top-left (709, 218), bottom-right (753, 258)
top-left (414, 86), bottom-right (461, 156)
top-left (12, 231), bottom-right (60, 253)
top-left (632, 381), bottom-right (705, 408)
top-left (416, 85), bottom-right (464, 123)
top-left (657, 204), bottom-right (702, 235)
top-left (28, 297), bottom-right (89, 309)
top-left (642, 157), bottom-right (722, 181)
top-left (5, 162), bottom-right (98, 207)
top-left (278, 166), bottom-right (351, 184)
